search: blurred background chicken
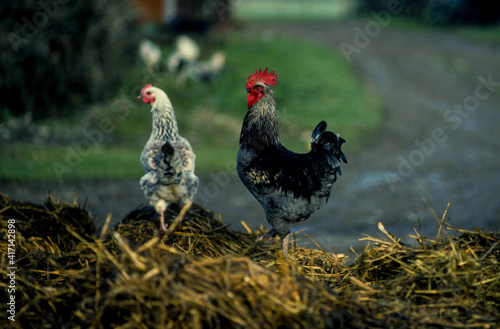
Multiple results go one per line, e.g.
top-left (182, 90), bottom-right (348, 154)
top-left (166, 35), bottom-right (201, 75)
top-left (134, 34), bottom-right (227, 84)
top-left (187, 50), bottom-right (226, 83)
top-left (138, 39), bottom-right (162, 71)
top-left (167, 35), bottom-right (226, 84)
top-left (138, 84), bottom-right (199, 231)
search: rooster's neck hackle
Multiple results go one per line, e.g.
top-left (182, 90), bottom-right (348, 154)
top-left (240, 86), bottom-right (281, 148)
top-left (150, 89), bottom-right (179, 142)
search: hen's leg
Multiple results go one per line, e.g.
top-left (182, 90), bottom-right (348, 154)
top-left (155, 200), bottom-right (169, 231)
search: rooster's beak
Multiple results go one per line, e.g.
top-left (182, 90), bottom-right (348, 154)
top-left (245, 88), bottom-right (250, 93)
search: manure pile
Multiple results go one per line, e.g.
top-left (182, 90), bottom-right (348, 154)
top-left (0, 193), bottom-right (499, 328)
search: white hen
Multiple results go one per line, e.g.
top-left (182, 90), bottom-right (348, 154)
top-left (138, 84), bottom-right (198, 231)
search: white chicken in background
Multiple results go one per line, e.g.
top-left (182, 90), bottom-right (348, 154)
top-left (167, 35), bottom-right (226, 84)
top-left (138, 39), bottom-right (162, 71)
top-left (167, 35), bottom-right (201, 77)
top-left (188, 50), bottom-right (226, 83)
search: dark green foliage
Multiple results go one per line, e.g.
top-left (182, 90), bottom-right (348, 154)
top-left (356, 0), bottom-right (500, 25)
top-left (0, 0), bottom-right (138, 119)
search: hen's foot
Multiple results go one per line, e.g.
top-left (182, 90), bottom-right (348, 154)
top-left (160, 212), bottom-right (169, 232)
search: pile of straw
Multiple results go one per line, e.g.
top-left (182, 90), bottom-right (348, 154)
top-left (0, 193), bottom-right (498, 328)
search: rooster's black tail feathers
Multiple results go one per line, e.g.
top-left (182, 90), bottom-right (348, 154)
top-left (310, 121), bottom-right (327, 149)
top-left (310, 121), bottom-right (347, 173)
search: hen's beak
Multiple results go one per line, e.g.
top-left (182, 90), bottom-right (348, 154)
top-left (137, 94), bottom-right (143, 99)
top-left (245, 88), bottom-right (250, 93)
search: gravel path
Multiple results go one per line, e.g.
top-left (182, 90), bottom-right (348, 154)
top-left (4, 20), bottom-right (500, 256)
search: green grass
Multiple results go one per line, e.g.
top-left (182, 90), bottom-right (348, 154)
top-left (234, 0), bottom-right (355, 22)
top-left (381, 16), bottom-right (500, 45)
top-left (1, 33), bottom-right (381, 182)
top-left (1, 144), bottom-right (143, 182)
top-left (455, 23), bottom-right (500, 45)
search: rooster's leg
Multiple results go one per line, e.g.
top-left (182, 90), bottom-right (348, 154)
top-left (155, 200), bottom-right (169, 231)
top-left (282, 234), bottom-right (290, 258)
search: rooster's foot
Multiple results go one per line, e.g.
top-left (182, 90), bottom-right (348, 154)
top-left (255, 228), bottom-right (278, 243)
top-left (282, 234), bottom-right (290, 258)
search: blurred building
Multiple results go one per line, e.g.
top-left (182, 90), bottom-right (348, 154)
top-left (134, 0), bottom-right (233, 31)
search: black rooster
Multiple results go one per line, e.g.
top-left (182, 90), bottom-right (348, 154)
top-left (237, 68), bottom-right (347, 257)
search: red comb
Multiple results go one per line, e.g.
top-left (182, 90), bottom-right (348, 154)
top-left (140, 84), bottom-right (152, 94)
top-left (245, 67), bottom-right (278, 89)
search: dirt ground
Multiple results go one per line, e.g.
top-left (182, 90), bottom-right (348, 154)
top-left (4, 20), bottom-right (500, 256)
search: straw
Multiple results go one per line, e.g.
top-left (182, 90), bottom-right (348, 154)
top-left (0, 193), bottom-right (498, 329)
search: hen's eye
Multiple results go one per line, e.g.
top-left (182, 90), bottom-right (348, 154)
top-left (146, 91), bottom-right (151, 95)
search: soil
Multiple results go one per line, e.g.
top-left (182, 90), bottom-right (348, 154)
top-left (4, 20), bottom-right (500, 256)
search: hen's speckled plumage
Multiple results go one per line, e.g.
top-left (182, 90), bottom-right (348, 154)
top-left (139, 85), bottom-right (198, 231)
